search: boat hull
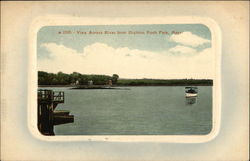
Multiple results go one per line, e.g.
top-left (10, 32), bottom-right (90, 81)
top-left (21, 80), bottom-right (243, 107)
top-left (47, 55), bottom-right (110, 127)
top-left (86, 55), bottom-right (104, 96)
top-left (186, 93), bottom-right (198, 97)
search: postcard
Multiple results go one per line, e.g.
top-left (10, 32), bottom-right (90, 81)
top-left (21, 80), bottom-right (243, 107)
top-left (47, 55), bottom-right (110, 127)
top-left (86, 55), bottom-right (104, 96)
top-left (2, 2), bottom-right (249, 161)
top-left (29, 17), bottom-right (221, 143)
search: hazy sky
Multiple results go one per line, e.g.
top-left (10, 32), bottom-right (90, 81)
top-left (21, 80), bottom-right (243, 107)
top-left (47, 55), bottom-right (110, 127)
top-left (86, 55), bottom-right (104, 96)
top-left (37, 24), bottom-right (214, 79)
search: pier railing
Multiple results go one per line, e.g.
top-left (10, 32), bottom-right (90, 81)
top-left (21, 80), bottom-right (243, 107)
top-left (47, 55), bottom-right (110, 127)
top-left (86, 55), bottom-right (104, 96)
top-left (38, 89), bottom-right (64, 103)
top-left (53, 91), bottom-right (64, 103)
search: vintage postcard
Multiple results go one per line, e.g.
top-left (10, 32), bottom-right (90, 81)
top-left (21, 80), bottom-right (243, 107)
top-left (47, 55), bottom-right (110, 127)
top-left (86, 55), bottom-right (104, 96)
top-left (29, 17), bottom-right (221, 142)
top-left (2, 2), bottom-right (249, 161)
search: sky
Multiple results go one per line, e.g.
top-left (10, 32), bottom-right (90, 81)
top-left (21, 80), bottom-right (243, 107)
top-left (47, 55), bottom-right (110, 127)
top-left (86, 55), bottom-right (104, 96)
top-left (37, 24), bottom-right (214, 79)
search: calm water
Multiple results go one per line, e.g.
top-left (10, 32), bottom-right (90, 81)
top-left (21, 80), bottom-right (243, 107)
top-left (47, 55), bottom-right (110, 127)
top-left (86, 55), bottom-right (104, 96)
top-left (40, 86), bottom-right (212, 135)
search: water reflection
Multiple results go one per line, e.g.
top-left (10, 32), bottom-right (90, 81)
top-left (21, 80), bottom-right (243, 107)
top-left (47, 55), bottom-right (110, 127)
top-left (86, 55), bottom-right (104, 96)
top-left (185, 97), bottom-right (197, 105)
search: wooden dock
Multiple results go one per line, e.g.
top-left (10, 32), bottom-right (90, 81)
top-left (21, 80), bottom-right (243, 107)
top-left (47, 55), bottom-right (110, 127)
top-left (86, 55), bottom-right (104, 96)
top-left (37, 89), bottom-right (74, 135)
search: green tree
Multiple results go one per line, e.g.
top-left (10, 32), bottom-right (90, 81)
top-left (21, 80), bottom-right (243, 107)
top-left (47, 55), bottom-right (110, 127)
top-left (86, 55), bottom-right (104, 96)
top-left (111, 74), bottom-right (119, 84)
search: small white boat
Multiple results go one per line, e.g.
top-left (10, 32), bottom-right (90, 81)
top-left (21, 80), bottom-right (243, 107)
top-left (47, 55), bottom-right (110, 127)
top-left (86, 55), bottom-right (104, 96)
top-left (185, 87), bottom-right (198, 97)
top-left (186, 93), bottom-right (198, 97)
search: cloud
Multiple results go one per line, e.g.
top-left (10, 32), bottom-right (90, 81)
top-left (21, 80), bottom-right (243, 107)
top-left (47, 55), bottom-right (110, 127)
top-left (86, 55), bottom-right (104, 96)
top-left (168, 45), bottom-right (197, 55)
top-left (169, 32), bottom-right (210, 47)
top-left (38, 43), bottom-right (214, 79)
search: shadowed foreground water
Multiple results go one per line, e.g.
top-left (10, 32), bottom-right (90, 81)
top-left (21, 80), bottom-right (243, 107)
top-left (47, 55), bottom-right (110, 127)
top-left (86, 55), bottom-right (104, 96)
top-left (40, 86), bottom-right (212, 135)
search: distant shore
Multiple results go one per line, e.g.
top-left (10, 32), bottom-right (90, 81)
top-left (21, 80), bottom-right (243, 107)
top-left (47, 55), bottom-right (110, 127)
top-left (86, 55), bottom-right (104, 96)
top-left (38, 84), bottom-right (213, 88)
top-left (38, 71), bottom-right (213, 87)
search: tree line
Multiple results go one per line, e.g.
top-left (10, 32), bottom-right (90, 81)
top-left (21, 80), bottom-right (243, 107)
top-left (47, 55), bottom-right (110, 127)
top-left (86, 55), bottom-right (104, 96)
top-left (38, 71), bottom-right (213, 86)
top-left (38, 71), bottom-right (119, 85)
top-left (116, 78), bottom-right (213, 86)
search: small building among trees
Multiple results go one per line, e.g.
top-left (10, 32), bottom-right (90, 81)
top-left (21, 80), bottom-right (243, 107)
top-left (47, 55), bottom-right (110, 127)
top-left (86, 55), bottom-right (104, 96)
top-left (88, 80), bottom-right (93, 86)
top-left (108, 80), bottom-right (112, 86)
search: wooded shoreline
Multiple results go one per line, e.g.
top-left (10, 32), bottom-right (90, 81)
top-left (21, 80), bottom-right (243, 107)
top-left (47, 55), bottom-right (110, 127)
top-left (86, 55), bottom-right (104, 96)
top-left (38, 71), bottom-right (213, 87)
top-left (39, 82), bottom-right (213, 88)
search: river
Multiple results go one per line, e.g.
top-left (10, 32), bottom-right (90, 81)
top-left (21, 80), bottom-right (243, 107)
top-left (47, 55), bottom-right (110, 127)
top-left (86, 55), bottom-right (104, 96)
top-left (39, 86), bottom-right (212, 135)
